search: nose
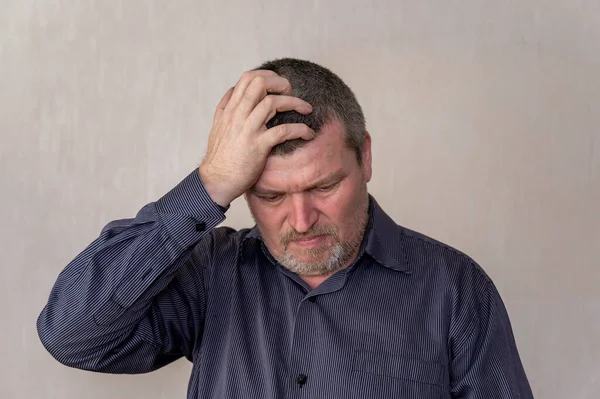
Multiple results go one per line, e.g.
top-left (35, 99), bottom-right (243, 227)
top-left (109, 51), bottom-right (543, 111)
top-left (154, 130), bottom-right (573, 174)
top-left (288, 193), bottom-right (319, 234)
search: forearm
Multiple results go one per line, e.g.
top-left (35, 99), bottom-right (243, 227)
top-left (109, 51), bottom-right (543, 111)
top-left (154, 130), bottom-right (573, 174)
top-left (37, 169), bottom-right (225, 372)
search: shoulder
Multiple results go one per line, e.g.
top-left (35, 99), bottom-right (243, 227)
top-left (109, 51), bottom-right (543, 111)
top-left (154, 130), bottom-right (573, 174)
top-left (396, 224), bottom-right (492, 295)
top-left (396, 225), bottom-right (498, 330)
top-left (184, 226), bottom-right (257, 287)
top-left (190, 226), bottom-right (254, 259)
top-left (370, 197), bottom-right (490, 288)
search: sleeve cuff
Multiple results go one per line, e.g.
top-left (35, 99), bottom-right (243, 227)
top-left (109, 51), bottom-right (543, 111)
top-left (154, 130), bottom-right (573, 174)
top-left (155, 169), bottom-right (227, 249)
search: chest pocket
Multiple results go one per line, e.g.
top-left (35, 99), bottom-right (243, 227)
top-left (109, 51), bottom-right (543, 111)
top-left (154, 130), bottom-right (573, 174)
top-left (351, 350), bottom-right (446, 398)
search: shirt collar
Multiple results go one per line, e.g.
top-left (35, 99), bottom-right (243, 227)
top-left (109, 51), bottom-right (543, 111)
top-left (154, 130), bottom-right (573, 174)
top-left (363, 196), bottom-right (412, 273)
top-left (243, 195), bottom-right (412, 274)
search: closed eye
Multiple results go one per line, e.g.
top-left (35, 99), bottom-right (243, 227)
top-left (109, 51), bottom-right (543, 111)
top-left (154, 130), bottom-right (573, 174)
top-left (259, 194), bottom-right (283, 203)
top-left (314, 182), bottom-right (339, 192)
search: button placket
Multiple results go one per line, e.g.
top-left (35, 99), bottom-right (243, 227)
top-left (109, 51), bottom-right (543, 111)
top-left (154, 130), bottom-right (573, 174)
top-left (289, 298), bottom-right (315, 393)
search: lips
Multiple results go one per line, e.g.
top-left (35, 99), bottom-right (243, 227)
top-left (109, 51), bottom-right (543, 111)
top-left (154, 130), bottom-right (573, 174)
top-left (291, 235), bottom-right (328, 247)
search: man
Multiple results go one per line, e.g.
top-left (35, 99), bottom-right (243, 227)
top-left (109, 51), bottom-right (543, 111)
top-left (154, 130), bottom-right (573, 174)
top-left (38, 58), bottom-right (533, 398)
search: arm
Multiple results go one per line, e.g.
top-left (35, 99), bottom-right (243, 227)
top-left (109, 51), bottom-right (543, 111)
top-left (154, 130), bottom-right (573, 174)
top-left (38, 69), bottom-right (316, 374)
top-left (37, 170), bottom-right (225, 373)
top-left (449, 277), bottom-right (534, 398)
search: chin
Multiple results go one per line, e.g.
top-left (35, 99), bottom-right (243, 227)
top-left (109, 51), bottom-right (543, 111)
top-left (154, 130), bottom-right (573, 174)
top-left (284, 263), bottom-right (341, 277)
top-left (279, 244), bottom-right (351, 276)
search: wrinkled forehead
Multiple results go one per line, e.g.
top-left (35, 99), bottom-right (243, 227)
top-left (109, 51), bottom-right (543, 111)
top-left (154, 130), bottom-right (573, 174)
top-left (255, 121), bottom-right (356, 192)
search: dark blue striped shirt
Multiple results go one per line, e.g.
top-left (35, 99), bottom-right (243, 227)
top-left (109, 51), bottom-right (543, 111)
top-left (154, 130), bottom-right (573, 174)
top-left (37, 169), bottom-right (533, 398)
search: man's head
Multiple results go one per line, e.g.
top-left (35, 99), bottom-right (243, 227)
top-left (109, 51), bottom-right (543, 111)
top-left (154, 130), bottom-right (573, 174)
top-left (244, 58), bottom-right (372, 277)
top-left (257, 58), bottom-right (367, 165)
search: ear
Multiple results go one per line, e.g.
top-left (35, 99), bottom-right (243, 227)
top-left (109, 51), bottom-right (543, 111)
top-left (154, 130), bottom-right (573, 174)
top-left (361, 132), bottom-right (373, 182)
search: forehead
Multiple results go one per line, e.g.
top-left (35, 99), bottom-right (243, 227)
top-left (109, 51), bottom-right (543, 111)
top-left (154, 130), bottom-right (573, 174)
top-left (255, 119), bottom-right (355, 192)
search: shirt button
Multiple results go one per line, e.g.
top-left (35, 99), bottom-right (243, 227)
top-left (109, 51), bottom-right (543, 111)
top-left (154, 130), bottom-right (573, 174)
top-left (296, 373), bottom-right (308, 386)
top-left (308, 296), bottom-right (316, 303)
top-left (195, 222), bottom-right (206, 232)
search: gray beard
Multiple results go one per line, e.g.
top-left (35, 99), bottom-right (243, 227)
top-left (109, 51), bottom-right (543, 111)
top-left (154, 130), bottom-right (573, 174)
top-left (276, 240), bottom-right (356, 276)
top-left (272, 195), bottom-right (369, 277)
top-left (249, 189), bottom-right (370, 277)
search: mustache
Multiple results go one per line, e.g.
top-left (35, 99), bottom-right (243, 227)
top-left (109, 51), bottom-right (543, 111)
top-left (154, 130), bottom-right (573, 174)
top-left (280, 224), bottom-right (339, 246)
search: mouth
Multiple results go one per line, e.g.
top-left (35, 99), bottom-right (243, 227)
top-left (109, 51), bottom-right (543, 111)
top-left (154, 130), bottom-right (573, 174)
top-left (290, 235), bottom-right (328, 248)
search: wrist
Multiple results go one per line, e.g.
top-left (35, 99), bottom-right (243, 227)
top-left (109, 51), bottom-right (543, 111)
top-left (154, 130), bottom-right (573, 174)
top-left (197, 167), bottom-right (234, 208)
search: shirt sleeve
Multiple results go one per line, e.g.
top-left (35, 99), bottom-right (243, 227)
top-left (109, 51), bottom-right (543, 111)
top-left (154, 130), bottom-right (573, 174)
top-left (449, 277), bottom-right (534, 398)
top-left (37, 169), bottom-right (226, 373)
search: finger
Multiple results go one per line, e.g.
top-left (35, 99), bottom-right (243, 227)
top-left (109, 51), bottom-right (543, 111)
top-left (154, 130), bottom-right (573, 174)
top-left (261, 123), bottom-right (316, 149)
top-left (227, 70), bottom-right (280, 110)
top-left (233, 75), bottom-right (293, 118)
top-left (246, 95), bottom-right (312, 130)
top-left (213, 87), bottom-right (234, 125)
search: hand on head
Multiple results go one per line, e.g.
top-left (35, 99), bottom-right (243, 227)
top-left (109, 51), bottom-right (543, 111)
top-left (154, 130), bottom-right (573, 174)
top-left (199, 70), bottom-right (315, 207)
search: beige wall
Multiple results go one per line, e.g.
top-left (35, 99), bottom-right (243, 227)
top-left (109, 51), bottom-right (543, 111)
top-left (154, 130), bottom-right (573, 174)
top-left (1, 1), bottom-right (599, 398)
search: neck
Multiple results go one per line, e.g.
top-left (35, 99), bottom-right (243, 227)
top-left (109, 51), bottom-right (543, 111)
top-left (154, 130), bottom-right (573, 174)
top-left (300, 274), bottom-right (334, 290)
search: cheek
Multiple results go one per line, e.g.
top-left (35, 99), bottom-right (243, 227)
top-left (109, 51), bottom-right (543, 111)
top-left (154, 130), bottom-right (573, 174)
top-left (321, 190), bottom-right (360, 228)
top-left (336, 183), bottom-right (367, 227)
top-left (250, 202), bottom-right (286, 234)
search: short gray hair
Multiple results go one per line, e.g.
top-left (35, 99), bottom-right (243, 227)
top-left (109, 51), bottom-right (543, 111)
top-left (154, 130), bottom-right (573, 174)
top-left (255, 58), bottom-right (366, 164)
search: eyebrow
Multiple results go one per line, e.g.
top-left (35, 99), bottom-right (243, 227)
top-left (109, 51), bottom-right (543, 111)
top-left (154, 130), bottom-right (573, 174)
top-left (251, 170), bottom-right (347, 196)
